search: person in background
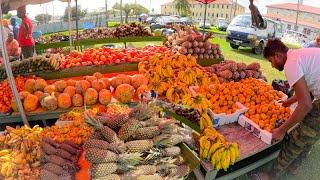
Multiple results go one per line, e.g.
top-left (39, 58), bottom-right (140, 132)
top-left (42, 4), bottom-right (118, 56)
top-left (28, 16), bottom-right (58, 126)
top-left (10, 18), bottom-right (19, 40)
top-left (17, 5), bottom-right (35, 59)
top-left (2, 19), bottom-right (12, 42)
top-left (304, 33), bottom-right (320, 48)
top-left (251, 39), bottom-right (320, 179)
top-left (6, 32), bottom-right (20, 58)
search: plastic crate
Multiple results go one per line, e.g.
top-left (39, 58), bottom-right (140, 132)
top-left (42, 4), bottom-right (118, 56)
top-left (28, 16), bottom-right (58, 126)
top-left (208, 102), bottom-right (248, 128)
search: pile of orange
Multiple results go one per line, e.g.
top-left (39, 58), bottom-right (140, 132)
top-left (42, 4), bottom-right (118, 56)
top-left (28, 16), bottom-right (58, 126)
top-left (209, 78), bottom-right (283, 114)
top-left (245, 103), bottom-right (291, 132)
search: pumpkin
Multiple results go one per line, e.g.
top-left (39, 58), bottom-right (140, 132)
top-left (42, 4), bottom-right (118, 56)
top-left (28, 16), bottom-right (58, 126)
top-left (76, 80), bottom-right (91, 94)
top-left (93, 72), bottom-right (104, 79)
top-left (67, 79), bottom-right (77, 86)
top-left (23, 94), bottom-right (39, 112)
top-left (55, 80), bottom-right (68, 92)
top-left (57, 93), bottom-right (72, 109)
top-left (84, 88), bottom-right (98, 105)
top-left (24, 79), bottom-right (35, 93)
top-left (110, 74), bottom-right (131, 89)
top-left (44, 85), bottom-right (56, 94)
top-left (101, 78), bottom-right (110, 89)
top-left (72, 94), bottom-right (83, 107)
top-left (131, 74), bottom-right (148, 89)
top-left (41, 94), bottom-right (58, 111)
top-left (114, 84), bottom-right (135, 103)
top-left (91, 79), bottom-right (106, 92)
top-left (99, 89), bottom-right (112, 105)
top-left (136, 85), bottom-right (148, 98)
top-left (34, 91), bottom-right (44, 100)
top-left (34, 79), bottom-right (47, 92)
top-left (84, 76), bottom-right (97, 84)
top-left (64, 86), bottom-right (76, 97)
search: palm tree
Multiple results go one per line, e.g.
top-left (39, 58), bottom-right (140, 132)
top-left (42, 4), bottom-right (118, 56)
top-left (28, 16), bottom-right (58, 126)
top-left (174, 0), bottom-right (191, 17)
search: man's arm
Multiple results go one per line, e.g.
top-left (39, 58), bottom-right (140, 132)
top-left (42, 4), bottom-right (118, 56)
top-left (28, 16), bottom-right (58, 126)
top-left (273, 77), bottom-right (313, 140)
top-left (282, 94), bottom-right (297, 107)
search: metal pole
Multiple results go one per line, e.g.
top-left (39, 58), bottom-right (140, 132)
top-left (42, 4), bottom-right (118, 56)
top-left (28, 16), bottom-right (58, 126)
top-left (295, 0), bottom-right (300, 31)
top-left (203, 3), bottom-right (207, 35)
top-left (120, 0), bottom-right (123, 24)
top-left (105, 0), bottom-right (108, 27)
top-left (0, 7), bottom-right (29, 126)
top-left (75, 0), bottom-right (79, 40)
top-left (68, 0), bottom-right (73, 49)
top-left (233, 0), bottom-right (238, 18)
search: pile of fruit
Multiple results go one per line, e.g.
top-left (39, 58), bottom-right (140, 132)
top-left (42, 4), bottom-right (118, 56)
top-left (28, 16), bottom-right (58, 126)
top-left (204, 60), bottom-right (267, 83)
top-left (83, 102), bottom-right (193, 179)
top-left (199, 128), bottom-right (240, 171)
top-left (41, 115), bottom-right (93, 145)
top-left (161, 102), bottom-right (201, 125)
top-left (0, 75), bottom-right (27, 113)
top-left (72, 27), bottom-right (112, 40)
top-left (60, 46), bottom-right (171, 69)
top-left (244, 103), bottom-right (291, 132)
top-left (0, 125), bottom-right (42, 179)
top-left (0, 54), bottom-right (62, 79)
top-left (110, 23), bottom-right (152, 38)
top-left (164, 26), bottom-right (223, 60)
top-left (40, 137), bottom-right (81, 179)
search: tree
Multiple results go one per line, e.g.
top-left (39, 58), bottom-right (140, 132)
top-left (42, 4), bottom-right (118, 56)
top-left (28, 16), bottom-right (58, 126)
top-left (35, 14), bottom-right (52, 24)
top-left (174, 0), bottom-right (191, 16)
top-left (113, 3), bottom-right (149, 23)
top-left (62, 5), bottom-right (87, 21)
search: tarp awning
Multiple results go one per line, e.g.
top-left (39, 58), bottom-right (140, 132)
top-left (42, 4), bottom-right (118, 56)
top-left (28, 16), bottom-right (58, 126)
top-left (1, 0), bottom-right (70, 14)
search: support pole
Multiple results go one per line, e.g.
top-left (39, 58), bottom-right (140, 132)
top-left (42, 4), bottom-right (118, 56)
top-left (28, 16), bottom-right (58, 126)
top-left (75, 0), bottom-right (79, 41)
top-left (120, 0), bottom-right (123, 24)
top-left (202, 3), bottom-right (208, 35)
top-left (0, 7), bottom-right (29, 126)
top-left (295, 0), bottom-right (300, 31)
top-left (105, 0), bottom-right (108, 27)
top-left (68, 0), bottom-right (73, 49)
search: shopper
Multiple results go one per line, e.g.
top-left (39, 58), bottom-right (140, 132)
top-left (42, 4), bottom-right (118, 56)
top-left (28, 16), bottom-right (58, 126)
top-left (10, 18), bottom-right (19, 40)
top-left (304, 33), bottom-right (320, 48)
top-left (17, 5), bottom-right (35, 59)
top-left (2, 19), bottom-right (12, 42)
top-left (252, 39), bottom-right (320, 180)
top-left (6, 32), bottom-right (20, 58)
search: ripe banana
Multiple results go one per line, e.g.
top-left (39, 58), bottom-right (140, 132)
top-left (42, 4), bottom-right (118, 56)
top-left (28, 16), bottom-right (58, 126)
top-left (211, 147), bottom-right (225, 168)
top-left (207, 142), bottom-right (224, 160)
top-left (222, 149), bottom-right (231, 171)
top-left (229, 145), bottom-right (237, 165)
top-left (202, 139), bottom-right (211, 159)
top-left (0, 150), bottom-right (10, 156)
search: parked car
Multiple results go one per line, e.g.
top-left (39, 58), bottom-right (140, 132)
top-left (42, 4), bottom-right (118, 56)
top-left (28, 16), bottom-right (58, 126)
top-left (180, 17), bottom-right (195, 25)
top-left (226, 14), bottom-right (283, 54)
top-left (199, 21), bottom-right (211, 29)
top-left (150, 16), bottom-right (182, 31)
top-left (217, 21), bottom-right (229, 31)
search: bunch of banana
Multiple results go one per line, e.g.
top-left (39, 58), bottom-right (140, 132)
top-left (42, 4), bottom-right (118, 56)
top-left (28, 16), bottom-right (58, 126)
top-left (182, 94), bottom-right (212, 114)
top-left (166, 84), bottom-right (191, 104)
top-left (199, 128), bottom-right (240, 171)
top-left (148, 81), bottom-right (171, 96)
top-left (177, 68), bottom-right (197, 85)
top-left (199, 113), bottom-right (213, 130)
top-left (0, 149), bottom-right (14, 178)
top-left (156, 64), bottom-right (174, 78)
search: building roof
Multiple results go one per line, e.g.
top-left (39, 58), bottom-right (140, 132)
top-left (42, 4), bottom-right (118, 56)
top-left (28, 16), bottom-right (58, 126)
top-left (265, 14), bottom-right (320, 29)
top-left (162, 0), bottom-right (243, 6)
top-left (266, 3), bottom-right (320, 15)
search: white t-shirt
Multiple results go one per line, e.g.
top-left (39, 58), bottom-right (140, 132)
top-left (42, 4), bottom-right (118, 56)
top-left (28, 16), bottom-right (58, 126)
top-left (284, 48), bottom-right (320, 100)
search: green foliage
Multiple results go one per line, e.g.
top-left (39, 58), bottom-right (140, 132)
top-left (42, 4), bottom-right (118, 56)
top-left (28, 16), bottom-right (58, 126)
top-left (113, 3), bottom-right (149, 23)
top-left (35, 14), bottom-right (52, 24)
top-left (62, 5), bottom-right (87, 21)
top-left (174, 0), bottom-right (191, 16)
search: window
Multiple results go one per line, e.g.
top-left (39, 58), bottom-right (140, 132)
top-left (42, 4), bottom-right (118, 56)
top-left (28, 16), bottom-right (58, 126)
top-left (226, 14), bottom-right (228, 18)
top-left (216, 14), bottom-right (219, 18)
top-left (193, 12), bottom-right (195, 16)
top-left (226, 5), bottom-right (229, 9)
top-left (196, 13), bottom-right (198, 16)
top-left (213, 4), bottom-right (215, 8)
top-left (222, 5), bottom-right (224, 9)
top-left (212, 13), bottom-right (214, 17)
top-left (221, 13), bottom-right (223, 17)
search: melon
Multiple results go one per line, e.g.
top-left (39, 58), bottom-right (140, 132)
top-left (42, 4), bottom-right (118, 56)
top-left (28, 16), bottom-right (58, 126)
top-left (84, 88), bottom-right (98, 105)
top-left (99, 89), bottom-right (112, 105)
top-left (64, 86), bottom-right (76, 97)
top-left (114, 84), bottom-right (135, 103)
top-left (57, 93), bottom-right (72, 109)
top-left (44, 85), bottom-right (56, 94)
top-left (76, 80), bottom-right (91, 94)
top-left (131, 74), bottom-right (148, 89)
top-left (72, 94), bottom-right (83, 107)
top-left (101, 78), bottom-right (111, 89)
top-left (24, 79), bottom-right (35, 93)
top-left (67, 79), bottom-right (77, 86)
top-left (34, 91), bottom-right (44, 100)
top-left (55, 80), bottom-right (67, 92)
top-left (84, 76), bottom-right (97, 84)
top-left (92, 79), bottom-right (106, 92)
top-left (136, 85), bottom-right (148, 98)
top-left (93, 72), bottom-right (104, 79)
top-left (110, 74), bottom-right (131, 89)
top-left (34, 79), bottom-right (47, 92)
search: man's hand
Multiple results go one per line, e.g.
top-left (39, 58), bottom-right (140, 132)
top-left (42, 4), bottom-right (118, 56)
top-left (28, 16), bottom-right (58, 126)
top-left (272, 127), bottom-right (286, 142)
top-left (279, 100), bottom-right (292, 107)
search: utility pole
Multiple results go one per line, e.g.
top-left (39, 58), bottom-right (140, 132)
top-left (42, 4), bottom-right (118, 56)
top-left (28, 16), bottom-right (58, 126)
top-left (233, 0), bottom-right (238, 18)
top-left (120, 0), bottom-right (123, 24)
top-left (229, 0), bottom-right (233, 20)
top-left (105, 0), bottom-right (108, 27)
top-left (295, 0), bottom-right (300, 31)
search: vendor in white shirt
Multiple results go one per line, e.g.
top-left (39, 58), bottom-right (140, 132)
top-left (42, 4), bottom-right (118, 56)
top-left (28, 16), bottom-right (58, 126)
top-left (253, 39), bottom-right (320, 179)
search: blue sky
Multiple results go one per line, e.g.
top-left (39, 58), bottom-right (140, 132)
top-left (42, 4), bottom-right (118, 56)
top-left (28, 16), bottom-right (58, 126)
top-left (25, 0), bottom-right (320, 18)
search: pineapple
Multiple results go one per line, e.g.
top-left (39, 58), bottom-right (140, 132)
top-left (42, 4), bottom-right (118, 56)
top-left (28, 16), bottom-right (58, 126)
top-left (90, 162), bottom-right (135, 178)
top-left (169, 164), bottom-right (190, 178)
top-left (155, 135), bottom-right (185, 148)
top-left (124, 140), bottom-right (154, 153)
top-left (136, 175), bottom-right (164, 180)
top-left (146, 147), bottom-right (181, 162)
top-left (132, 126), bottom-right (161, 140)
top-left (93, 174), bottom-right (121, 180)
top-left (85, 111), bottom-right (121, 143)
top-left (128, 102), bottom-right (160, 121)
top-left (104, 113), bottom-right (130, 130)
top-left (40, 169), bottom-right (59, 180)
top-left (118, 118), bottom-right (143, 141)
top-left (83, 138), bottom-right (119, 153)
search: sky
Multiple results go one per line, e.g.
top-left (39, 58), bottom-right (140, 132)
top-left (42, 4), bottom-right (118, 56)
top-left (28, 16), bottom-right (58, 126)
top-left (16, 0), bottom-right (320, 19)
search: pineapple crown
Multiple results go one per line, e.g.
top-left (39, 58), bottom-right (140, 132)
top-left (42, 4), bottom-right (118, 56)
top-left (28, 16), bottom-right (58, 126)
top-left (84, 110), bottom-right (104, 131)
top-left (129, 102), bottom-right (160, 121)
top-left (118, 153), bottom-right (143, 167)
